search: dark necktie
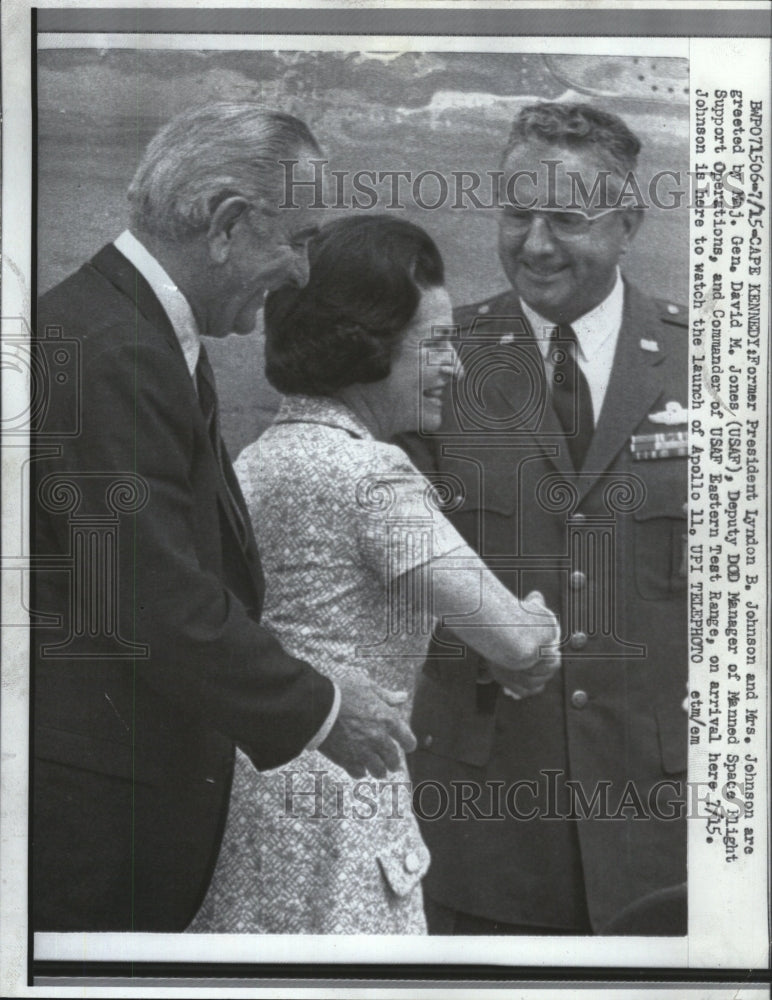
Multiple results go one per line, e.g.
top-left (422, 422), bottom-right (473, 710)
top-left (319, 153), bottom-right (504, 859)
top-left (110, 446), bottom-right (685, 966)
top-left (195, 344), bottom-right (249, 549)
top-left (550, 325), bottom-right (594, 469)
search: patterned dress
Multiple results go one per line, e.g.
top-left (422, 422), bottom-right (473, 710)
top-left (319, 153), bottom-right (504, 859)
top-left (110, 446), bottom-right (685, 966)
top-left (188, 395), bottom-right (465, 934)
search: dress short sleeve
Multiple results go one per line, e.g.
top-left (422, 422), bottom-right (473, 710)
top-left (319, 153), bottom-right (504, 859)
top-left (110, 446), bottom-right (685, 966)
top-left (355, 442), bottom-right (465, 583)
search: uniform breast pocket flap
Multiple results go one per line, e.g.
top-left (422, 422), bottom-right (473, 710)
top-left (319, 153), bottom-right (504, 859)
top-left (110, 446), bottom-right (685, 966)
top-left (633, 463), bottom-right (688, 601)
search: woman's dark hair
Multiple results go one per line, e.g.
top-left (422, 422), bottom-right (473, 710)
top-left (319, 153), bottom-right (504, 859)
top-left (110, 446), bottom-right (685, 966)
top-left (264, 214), bottom-right (445, 395)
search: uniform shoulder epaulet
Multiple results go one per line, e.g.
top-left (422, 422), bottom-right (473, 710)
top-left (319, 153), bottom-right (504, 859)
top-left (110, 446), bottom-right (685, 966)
top-left (656, 298), bottom-right (688, 327)
top-left (453, 290), bottom-right (516, 326)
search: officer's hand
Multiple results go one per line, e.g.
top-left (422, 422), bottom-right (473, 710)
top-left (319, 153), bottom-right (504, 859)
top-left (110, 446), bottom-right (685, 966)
top-left (494, 654), bottom-right (561, 700)
top-left (487, 590), bottom-right (561, 697)
top-left (318, 677), bottom-right (417, 780)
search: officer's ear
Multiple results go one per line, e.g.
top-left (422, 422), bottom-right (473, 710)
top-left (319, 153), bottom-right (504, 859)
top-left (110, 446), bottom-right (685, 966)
top-left (619, 208), bottom-right (645, 253)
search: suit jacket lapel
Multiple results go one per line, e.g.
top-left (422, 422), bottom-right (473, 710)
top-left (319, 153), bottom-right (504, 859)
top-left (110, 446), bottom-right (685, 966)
top-left (90, 243), bottom-right (260, 572)
top-left (475, 284), bottom-right (670, 498)
top-left (221, 438), bottom-right (261, 566)
top-left (481, 301), bottom-right (574, 479)
top-left (211, 431), bottom-right (259, 569)
top-left (577, 283), bottom-right (669, 501)
top-left (529, 376), bottom-right (576, 478)
top-left (90, 243), bottom-right (182, 355)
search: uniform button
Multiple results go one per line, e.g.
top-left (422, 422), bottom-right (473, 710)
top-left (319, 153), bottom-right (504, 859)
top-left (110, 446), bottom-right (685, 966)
top-left (570, 571), bottom-right (587, 590)
top-left (422, 734), bottom-right (434, 749)
top-left (404, 851), bottom-right (421, 873)
top-left (570, 689), bottom-right (589, 709)
top-left (569, 512), bottom-right (587, 523)
top-left (478, 303), bottom-right (490, 315)
top-left (667, 303), bottom-right (679, 315)
top-left (570, 631), bottom-right (588, 650)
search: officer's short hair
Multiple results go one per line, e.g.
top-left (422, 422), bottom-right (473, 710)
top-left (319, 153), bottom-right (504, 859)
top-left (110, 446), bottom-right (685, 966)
top-left (503, 102), bottom-right (641, 176)
top-left (264, 214), bottom-right (444, 396)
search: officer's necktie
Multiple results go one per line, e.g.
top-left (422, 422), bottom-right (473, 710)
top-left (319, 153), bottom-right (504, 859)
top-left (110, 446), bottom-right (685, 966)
top-left (195, 344), bottom-right (249, 549)
top-left (550, 325), bottom-right (594, 469)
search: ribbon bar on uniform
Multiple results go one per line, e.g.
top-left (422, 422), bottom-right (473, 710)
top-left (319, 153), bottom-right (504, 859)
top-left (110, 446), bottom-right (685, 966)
top-left (630, 430), bottom-right (688, 461)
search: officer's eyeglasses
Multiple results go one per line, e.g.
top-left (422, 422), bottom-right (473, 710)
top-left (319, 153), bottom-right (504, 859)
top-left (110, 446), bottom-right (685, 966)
top-left (500, 206), bottom-right (621, 239)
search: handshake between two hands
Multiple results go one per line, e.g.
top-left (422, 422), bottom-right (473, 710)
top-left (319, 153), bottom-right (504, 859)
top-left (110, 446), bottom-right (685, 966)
top-left (321, 590), bottom-right (561, 779)
top-left (483, 589), bottom-right (562, 701)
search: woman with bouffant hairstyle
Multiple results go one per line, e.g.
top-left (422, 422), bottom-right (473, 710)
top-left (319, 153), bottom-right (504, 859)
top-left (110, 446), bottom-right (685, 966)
top-left (190, 215), bottom-right (560, 935)
top-left (264, 213), bottom-right (444, 396)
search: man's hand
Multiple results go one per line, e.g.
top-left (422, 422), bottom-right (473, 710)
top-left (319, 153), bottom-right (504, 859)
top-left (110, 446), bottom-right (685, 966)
top-left (492, 656), bottom-right (560, 700)
top-left (487, 590), bottom-right (561, 699)
top-left (318, 677), bottom-right (417, 779)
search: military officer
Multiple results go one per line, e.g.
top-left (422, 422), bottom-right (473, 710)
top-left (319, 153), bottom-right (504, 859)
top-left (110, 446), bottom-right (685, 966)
top-left (404, 103), bottom-right (689, 935)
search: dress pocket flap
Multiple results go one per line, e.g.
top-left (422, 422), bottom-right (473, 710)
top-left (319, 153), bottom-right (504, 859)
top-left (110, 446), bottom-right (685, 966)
top-left (376, 834), bottom-right (430, 897)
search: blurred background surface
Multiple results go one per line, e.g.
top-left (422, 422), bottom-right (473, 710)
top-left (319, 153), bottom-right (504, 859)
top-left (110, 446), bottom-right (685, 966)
top-left (38, 49), bottom-right (689, 454)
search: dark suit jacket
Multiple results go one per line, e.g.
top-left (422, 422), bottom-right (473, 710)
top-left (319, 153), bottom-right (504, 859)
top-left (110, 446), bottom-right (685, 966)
top-left (32, 244), bottom-right (335, 931)
top-left (403, 281), bottom-right (688, 933)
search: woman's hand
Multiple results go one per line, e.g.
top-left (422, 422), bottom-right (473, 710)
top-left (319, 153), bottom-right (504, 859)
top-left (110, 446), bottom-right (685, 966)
top-left (426, 545), bottom-right (563, 694)
top-left (486, 591), bottom-right (561, 699)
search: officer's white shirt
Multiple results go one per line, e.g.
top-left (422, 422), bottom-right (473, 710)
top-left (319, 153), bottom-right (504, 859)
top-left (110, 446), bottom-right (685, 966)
top-left (521, 267), bottom-right (625, 424)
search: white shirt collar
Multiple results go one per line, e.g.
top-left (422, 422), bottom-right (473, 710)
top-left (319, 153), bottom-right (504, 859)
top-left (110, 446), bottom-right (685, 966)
top-left (522, 267), bottom-right (625, 362)
top-left (520, 268), bottom-right (625, 424)
top-left (113, 229), bottom-right (201, 377)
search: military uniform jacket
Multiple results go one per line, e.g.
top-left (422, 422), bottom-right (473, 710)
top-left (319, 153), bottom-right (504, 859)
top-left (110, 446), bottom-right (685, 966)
top-left (403, 280), bottom-right (688, 933)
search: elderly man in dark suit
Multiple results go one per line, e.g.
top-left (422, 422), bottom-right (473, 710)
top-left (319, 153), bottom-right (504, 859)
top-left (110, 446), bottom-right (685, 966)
top-left (32, 103), bottom-right (415, 931)
top-left (405, 103), bottom-right (688, 935)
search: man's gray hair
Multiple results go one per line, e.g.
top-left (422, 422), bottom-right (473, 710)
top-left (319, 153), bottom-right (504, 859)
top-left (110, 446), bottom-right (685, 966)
top-left (128, 102), bottom-right (320, 240)
top-left (502, 102), bottom-right (641, 177)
